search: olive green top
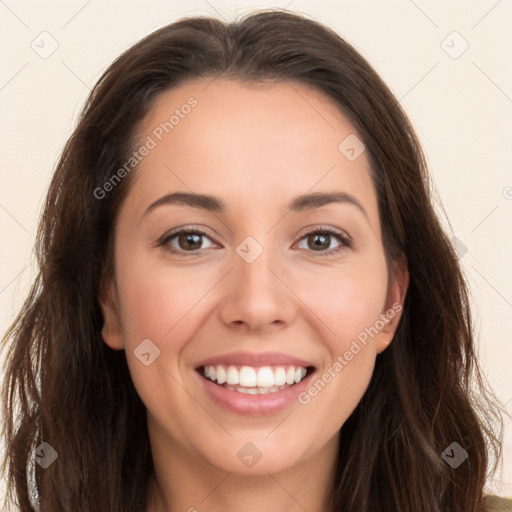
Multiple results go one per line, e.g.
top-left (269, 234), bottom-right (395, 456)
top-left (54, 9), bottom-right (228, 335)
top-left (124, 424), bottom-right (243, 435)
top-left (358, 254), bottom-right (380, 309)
top-left (484, 495), bottom-right (512, 511)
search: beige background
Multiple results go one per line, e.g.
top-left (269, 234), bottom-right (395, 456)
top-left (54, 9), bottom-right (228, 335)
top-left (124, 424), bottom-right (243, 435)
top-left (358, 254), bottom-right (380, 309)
top-left (1, 0), bottom-right (511, 506)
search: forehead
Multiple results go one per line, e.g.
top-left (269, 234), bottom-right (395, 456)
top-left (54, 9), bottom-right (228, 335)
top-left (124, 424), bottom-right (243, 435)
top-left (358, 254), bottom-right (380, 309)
top-left (123, 78), bottom-right (379, 228)
top-left (139, 78), bottom-right (358, 163)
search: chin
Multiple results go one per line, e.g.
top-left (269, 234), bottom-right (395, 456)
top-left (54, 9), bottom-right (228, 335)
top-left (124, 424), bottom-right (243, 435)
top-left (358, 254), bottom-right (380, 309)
top-left (198, 433), bottom-right (314, 476)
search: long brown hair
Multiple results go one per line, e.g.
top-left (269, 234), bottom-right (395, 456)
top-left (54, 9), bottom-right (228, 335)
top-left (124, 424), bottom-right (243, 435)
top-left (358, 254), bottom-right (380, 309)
top-left (1, 9), bottom-right (503, 511)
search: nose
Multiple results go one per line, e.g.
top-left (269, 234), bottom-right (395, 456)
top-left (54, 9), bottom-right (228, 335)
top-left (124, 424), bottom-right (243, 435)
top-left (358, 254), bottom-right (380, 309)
top-left (218, 239), bottom-right (297, 334)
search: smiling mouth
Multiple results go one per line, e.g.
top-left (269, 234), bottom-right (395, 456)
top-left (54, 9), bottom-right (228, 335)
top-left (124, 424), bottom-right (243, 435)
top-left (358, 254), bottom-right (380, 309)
top-left (197, 364), bottom-right (315, 395)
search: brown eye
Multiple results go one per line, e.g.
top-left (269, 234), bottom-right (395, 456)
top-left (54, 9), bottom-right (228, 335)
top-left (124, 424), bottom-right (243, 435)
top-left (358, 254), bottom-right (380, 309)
top-left (177, 232), bottom-right (203, 251)
top-left (307, 233), bottom-right (332, 251)
top-left (296, 228), bottom-right (351, 255)
top-left (158, 228), bottom-right (218, 254)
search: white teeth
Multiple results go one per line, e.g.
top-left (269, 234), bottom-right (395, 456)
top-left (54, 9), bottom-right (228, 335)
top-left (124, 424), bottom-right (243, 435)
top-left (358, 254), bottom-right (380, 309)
top-left (225, 384), bottom-right (292, 394)
top-left (256, 367), bottom-right (274, 387)
top-left (239, 366), bottom-right (257, 387)
top-left (202, 364), bottom-right (310, 390)
top-left (226, 366), bottom-right (239, 385)
top-left (216, 365), bottom-right (226, 385)
top-left (274, 367), bottom-right (286, 386)
top-left (295, 368), bottom-right (307, 383)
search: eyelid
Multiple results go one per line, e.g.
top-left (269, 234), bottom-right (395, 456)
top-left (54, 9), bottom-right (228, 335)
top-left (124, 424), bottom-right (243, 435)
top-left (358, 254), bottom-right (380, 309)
top-left (156, 224), bottom-right (352, 255)
top-left (155, 225), bottom-right (220, 251)
top-left (293, 225), bottom-right (352, 255)
top-left (296, 224), bottom-right (352, 244)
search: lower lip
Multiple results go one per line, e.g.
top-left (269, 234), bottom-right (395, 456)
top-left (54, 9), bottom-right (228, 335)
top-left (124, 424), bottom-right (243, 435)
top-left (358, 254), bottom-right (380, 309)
top-left (195, 369), bottom-right (315, 416)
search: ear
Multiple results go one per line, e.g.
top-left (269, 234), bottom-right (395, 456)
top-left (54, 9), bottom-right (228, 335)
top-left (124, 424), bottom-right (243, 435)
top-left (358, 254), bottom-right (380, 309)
top-left (98, 276), bottom-right (125, 350)
top-left (376, 256), bottom-right (409, 354)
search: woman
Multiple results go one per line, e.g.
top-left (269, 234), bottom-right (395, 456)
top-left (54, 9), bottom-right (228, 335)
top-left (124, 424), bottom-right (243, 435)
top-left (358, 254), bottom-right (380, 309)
top-left (1, 9), bottom-right (508, 512)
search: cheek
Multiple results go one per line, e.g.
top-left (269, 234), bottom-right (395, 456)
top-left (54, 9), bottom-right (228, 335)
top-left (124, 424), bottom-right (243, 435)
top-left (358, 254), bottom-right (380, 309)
top-left (296, 270), bottom-right (384, 434)
top-left (113, 253), bottom-right (212, 413)
top-left (294, 257), bottom-right (389, 347)
top-left (115, 252), bottom-right (217, 347)
top-left (302, 259), bottom-right (388, 421)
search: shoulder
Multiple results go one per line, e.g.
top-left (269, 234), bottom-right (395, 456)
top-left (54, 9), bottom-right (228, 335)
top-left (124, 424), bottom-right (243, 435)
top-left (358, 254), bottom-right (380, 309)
top-left (481, 495), bottom-right (512, 511)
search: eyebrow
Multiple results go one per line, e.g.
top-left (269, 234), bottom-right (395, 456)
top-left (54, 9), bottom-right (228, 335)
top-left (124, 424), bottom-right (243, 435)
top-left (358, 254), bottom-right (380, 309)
top-left (143, 191), bottom-right (368, 220)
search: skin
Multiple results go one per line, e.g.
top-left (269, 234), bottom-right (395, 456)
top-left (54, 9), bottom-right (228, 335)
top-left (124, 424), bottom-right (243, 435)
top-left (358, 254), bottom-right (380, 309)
top-left (100, 78), bottom-right (409, 512)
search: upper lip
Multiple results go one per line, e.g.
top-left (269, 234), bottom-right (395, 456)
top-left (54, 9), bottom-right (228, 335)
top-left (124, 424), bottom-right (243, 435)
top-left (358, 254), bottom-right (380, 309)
top-left (195, 351), bottom-right (315, 369)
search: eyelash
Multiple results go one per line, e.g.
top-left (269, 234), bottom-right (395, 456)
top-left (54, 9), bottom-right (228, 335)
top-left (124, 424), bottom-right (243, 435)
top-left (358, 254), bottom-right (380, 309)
top-left (156, 225), bottom-right (352, 256)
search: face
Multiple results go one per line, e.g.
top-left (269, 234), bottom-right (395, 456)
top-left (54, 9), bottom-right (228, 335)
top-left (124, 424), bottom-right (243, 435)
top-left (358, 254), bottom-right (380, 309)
top-left (100, 78), bottom-right (408, 476)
